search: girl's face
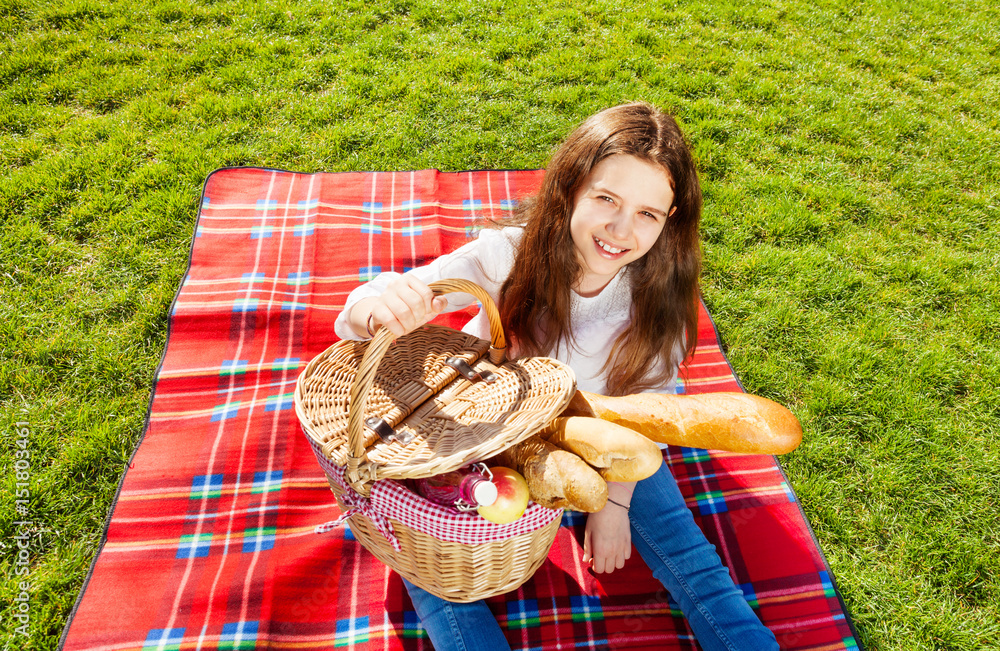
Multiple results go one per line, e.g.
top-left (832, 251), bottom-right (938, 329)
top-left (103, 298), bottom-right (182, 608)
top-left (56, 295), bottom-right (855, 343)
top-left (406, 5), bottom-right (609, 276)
top-left (569, 155), bottom-right (675, 297)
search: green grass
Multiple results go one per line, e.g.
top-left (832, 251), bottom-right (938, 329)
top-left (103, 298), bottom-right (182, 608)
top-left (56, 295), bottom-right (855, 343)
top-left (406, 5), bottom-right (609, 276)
top-left (2, 0), bottom-right (999, 647)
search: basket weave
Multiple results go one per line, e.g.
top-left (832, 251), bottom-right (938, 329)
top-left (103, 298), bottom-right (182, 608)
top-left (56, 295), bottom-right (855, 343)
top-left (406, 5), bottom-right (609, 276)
top-left (295, 279), bottom-right (576, 601)
top-left (324, 474), bottom-right (564, 603)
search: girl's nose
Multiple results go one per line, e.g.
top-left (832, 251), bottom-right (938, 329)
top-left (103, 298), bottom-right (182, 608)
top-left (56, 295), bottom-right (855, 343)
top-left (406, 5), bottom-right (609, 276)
top-left (605, 209), bottom-right (633, 239)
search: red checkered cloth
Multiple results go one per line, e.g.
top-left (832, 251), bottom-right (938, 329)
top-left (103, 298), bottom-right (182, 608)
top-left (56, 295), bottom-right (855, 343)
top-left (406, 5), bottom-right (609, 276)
top-left (60, 168), bottom-right (863, 651)
top-left (308, 437), bottom-right (563, 548)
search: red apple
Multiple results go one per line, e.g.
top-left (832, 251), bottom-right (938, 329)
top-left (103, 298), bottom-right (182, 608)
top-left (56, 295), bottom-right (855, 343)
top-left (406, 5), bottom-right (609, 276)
top-left (477, 467), bottom-right (530, 524)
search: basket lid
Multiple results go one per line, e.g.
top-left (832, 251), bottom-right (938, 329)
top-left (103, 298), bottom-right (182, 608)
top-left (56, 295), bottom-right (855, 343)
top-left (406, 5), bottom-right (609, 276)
top-left (295, 324), bottom-right (576, 491)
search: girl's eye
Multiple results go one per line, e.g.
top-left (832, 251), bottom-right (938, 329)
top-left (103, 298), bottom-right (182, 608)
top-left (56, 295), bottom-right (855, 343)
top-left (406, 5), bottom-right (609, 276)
top-left (597, 195), bottom-right (614, 203)
top-left (641, 211), bottom-right (658, 220)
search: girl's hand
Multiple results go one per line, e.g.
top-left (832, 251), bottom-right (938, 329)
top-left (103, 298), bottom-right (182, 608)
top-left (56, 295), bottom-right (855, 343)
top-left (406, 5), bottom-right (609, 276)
top-left (351, 275), bottom-right (449, 338)
top-left (582, 500), bottom-right (632, 574)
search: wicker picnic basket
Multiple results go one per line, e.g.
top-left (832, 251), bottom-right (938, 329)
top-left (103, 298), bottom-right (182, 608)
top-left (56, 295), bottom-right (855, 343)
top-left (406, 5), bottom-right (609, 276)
top-left (294, 279), bottom-right (576, 602)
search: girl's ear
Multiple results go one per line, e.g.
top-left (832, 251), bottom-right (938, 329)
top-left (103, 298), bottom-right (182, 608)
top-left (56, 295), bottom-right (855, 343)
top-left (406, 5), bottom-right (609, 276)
top-left (668, 206), bottom-right (678, 218)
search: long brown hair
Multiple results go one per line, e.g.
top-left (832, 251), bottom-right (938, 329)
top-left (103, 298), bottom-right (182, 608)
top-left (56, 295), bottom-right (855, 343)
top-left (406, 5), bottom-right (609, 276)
top-left (497, 101), bottom-right (702, 395)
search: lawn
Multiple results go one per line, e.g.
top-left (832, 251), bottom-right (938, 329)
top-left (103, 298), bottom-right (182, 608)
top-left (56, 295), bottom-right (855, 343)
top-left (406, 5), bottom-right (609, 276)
top-left (1, 0), bottom-right (999, 648)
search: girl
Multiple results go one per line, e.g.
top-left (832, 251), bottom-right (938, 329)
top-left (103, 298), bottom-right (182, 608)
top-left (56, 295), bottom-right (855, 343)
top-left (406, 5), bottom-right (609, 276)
top-left (333, 102), bottom-right (778, 651)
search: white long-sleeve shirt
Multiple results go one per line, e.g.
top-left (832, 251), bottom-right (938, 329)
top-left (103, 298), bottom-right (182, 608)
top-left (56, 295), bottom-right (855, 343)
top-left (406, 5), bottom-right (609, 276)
top-left (333, 227), bottom-right (680, 396)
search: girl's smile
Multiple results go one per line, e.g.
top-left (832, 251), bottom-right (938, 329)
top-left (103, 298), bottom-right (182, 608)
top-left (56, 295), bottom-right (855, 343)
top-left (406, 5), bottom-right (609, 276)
top-left (570, 155), bottom-right (675, 297)
top-left (593, 236), bottom-right (628, 256)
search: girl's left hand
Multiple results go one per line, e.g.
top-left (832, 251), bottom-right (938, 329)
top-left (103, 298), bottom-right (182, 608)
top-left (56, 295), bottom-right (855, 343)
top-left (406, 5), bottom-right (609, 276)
top-left (582, 502), bottom-right (632, 574)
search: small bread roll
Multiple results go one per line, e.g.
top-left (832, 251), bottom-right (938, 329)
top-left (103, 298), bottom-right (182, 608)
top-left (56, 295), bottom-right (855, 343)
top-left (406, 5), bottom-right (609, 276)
top-left (541, 416), bottom-right (662, 482)
top-left (493, 436), bottom-right (608, 512)
top-left (566, 391), bottom-right (802, 455)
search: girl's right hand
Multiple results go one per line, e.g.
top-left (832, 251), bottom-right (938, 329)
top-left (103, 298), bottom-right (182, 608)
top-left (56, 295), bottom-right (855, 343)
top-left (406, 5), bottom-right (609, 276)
top-left (356, 275), bottom-right (449, 338)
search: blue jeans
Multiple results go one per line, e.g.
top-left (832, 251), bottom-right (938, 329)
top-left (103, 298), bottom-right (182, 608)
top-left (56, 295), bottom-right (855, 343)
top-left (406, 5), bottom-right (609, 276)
top-left (403, 461), bottom-right (777, 651)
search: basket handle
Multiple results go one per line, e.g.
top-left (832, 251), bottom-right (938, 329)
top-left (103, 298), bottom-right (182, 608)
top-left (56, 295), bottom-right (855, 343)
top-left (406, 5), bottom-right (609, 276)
top-left (345, 279), bottom-right (507, 492)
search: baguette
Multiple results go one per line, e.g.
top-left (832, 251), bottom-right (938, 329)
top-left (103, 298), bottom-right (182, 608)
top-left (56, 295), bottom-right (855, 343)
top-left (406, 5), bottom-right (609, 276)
top-left (541, 416), bottom-right (662, 482)
top-left (493, 436), bottom-right (608, 512)
top-left (565, 391), bottom-right (802, 455)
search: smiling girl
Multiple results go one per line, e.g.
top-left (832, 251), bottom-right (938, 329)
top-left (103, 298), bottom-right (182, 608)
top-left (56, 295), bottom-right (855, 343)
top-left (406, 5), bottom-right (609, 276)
top-left (334, 102), bottom-right (778, 651)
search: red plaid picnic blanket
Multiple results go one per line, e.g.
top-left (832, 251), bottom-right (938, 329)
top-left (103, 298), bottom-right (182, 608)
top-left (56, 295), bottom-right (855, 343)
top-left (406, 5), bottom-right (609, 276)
top-left (60, 168), bottom-right (863, 651)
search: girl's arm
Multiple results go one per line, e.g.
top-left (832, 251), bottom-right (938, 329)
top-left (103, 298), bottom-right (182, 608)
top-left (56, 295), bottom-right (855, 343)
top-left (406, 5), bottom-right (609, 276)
top-left (344, 276), bottom-right (449, 338)
top-left (333, 227), bottom-right (518, 341)
top-left (582, 480), bottom-right (636, 574)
